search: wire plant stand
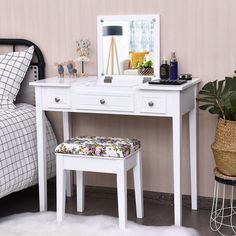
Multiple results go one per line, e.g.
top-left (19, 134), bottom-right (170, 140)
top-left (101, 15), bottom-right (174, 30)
top-left (210, 168), bottom-right (236, 236)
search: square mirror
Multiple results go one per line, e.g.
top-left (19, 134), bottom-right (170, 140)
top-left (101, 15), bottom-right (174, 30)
top-left (97, 15), bottom-right (160, 82)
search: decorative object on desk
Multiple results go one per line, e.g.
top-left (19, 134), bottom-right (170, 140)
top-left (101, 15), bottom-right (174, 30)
top-left (160, 57), bottom-right (169, 79)
top-left (76, 39), bottom-right (91, 57)
top-left (179, 74), bottom-right (192, 80)
top-left (76, 39), bottom-right (91, 77)
top-left (197, 75), bottom-right (236, 176)
top-left (56, 64), bottom-right (64, 77)
top-left (149, 79), bottom-right (186, 85)
top-left (55, 61), bottom-right (77, 78)
top-left (136, 54), bottom-right (154, 76)
top-left (75, 56), bottom-right (90, 77)
top-left (170, 52), bottom-right (178, 80)
top-left (103, 25), bottom-right (123, 75)
top-left (66, 63), bottom-right (73, 77)
top-left (66, 61), bottom-right (77, 78)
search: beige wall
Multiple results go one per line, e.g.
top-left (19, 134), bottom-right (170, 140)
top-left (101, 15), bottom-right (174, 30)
top-left (1, 0), bottom-right (236, 197)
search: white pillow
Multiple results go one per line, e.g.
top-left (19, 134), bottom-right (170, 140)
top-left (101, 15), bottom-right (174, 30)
top-left (0, 46), bottom-right (34, 109)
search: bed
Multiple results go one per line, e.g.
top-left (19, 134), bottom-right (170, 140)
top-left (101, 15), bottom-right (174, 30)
top-left (0, 39), bottom-right (57, 199)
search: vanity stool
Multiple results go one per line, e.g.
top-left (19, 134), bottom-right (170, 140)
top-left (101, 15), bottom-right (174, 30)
top-left (55, 136), bottom-right (144, 229)
top-left (210, 168), bottom-right (236, 235)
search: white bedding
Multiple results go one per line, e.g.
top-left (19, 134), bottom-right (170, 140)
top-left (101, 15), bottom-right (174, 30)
top-left (0, 103), bottom-right (57, 199)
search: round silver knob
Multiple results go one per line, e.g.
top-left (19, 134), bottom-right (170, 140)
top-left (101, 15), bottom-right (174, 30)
top-left (100, 99), bottom-right (105, 105)
top-left (55, 97), bottom-right (60, 103)
top-left (148, 101), bottom-right (154, 107)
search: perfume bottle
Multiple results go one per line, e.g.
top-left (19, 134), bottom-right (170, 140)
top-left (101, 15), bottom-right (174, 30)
top-left (160, 58), bottom-right (169, 80)
top-left (170, 52), bottom-right (178, 80)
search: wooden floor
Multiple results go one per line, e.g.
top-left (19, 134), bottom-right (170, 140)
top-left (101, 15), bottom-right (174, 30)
top-left (0, 182), bottom-right (227, 235)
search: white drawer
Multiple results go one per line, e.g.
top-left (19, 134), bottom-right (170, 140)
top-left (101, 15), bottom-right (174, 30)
top-left (73, 91), bottom-right (134, 112)
top-left (139, 92), bottom-right (166, 114)
top-left (43, 88), bottom-right (71, 109)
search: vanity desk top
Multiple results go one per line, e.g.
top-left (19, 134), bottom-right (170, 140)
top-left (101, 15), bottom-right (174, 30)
top-left (31, 76), bottom-right (200, 90)
top-left (30, 76), bottom-right (201, 117)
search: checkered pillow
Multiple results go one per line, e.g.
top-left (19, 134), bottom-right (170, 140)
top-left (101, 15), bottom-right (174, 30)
top-left (0, 46), bottom-right (34, 110)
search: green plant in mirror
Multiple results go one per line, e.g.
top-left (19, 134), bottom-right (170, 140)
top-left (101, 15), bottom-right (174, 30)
top-left (197, 76), bottom-right (236, 121)
top-left (136, 60), bottom-right (153, 69)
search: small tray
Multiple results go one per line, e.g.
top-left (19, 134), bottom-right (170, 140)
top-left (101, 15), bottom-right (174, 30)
top-left (148, 79), bottom-right (187, 85)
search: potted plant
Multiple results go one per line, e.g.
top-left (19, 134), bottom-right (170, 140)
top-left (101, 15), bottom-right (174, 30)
top-left (136, 58), bottom-right (154, 76)
top-left (197, 75), bottom-right (236, 176)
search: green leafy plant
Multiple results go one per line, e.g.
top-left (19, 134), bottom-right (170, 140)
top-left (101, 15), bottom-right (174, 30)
top-left (197, 76), bottom-right (236, 121)
top-left (136, 60), bottom-right (153, 69)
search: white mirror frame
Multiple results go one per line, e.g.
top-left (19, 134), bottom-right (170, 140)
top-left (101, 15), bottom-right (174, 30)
top-left (97, 14), bottom-right (160, 82)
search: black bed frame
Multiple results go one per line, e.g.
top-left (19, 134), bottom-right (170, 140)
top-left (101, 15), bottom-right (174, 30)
top-left (0, 38), bottom-right (45, 80)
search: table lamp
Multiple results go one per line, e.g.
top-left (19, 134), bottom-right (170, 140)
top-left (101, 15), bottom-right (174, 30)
top-left (103, 25), bottom-right (123, 75)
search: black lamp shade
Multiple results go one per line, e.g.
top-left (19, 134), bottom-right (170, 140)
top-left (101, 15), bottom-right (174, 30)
top-left (103, 26), bottom-right (123, 36)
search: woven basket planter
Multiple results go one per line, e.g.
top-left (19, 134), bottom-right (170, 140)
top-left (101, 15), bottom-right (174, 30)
top-left (211, 118), bottom-right (236, 176)
top-left (138, 67), bottom-right (154, 76)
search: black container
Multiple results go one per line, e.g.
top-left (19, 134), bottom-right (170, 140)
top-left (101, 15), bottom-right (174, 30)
top-left (160, 58), bottom-right (169, 80)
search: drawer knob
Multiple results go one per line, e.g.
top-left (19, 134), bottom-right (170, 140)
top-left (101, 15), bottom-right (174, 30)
top-left (55, 97), bottom-right (60, 103)
top-left (148, 101), bottom-right (154, 107)
top-left (100, 99), bottom-right (105, 105)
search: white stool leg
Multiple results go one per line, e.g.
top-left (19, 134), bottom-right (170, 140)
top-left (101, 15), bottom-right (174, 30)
top-left (56, 156), bottom-right (66, 222)
top-left (133, 151), bottom-right (144, 218)
top-left (76, 171), bottom-right (85, 212)
top-left (117, 166), bottom-right (127, 229)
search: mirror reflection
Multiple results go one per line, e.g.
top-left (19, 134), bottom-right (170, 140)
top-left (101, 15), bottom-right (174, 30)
top-left (102, 20), bottom-right (155, 76)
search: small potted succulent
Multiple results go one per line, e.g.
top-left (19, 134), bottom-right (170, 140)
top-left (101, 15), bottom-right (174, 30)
top-left (136, 55), bottom-right (154, 76)
top-left (197, 75), bottom-right (236, 176)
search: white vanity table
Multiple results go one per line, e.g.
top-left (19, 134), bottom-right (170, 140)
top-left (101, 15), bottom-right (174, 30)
top-left (30, 76), bottom-right (200, 226)
top-left (30, 14), bottom-right (201, 226)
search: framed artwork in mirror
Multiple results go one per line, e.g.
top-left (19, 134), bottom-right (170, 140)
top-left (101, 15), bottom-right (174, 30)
top-left (97, 15), bottom-right (160, 82)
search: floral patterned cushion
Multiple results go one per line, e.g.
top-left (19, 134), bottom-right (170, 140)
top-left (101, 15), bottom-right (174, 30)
top-left (55, 136), bottom-right (141, 158)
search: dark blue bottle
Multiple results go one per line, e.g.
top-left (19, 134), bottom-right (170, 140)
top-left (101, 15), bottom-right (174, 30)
top-left (170, 52), bottom-right (178, 80)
